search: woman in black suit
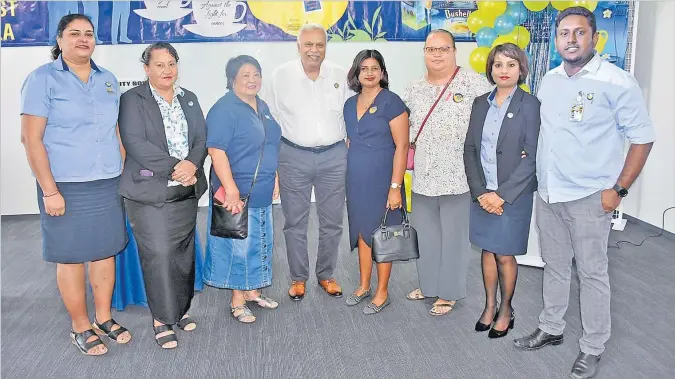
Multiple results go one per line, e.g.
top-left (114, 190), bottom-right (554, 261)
top-left (118, 42), bottom-right (207, 349)
top-left (464, 43), bottom-right (541, 339)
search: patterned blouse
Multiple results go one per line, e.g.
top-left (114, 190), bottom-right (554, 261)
top-left (402, 68), bottom-right (492, 196)
top-left (150, 83), bottom-right (190, 187)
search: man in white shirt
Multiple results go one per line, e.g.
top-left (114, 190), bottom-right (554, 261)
top-left (265, 23), bottom-right (350, 301)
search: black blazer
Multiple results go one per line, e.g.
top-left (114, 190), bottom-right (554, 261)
top-left (118, 82), bottom-right (207, 206)
top-left (463, 87), bottom-right (541, 204)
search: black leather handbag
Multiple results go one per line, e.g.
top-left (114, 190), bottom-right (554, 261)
top-left (210, 119), bottom-right (266, 240)
top-left (371, 207), bottom-right (419, 263)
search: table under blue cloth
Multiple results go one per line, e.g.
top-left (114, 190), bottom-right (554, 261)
top-left (112, 217), bottom-right (204, 311)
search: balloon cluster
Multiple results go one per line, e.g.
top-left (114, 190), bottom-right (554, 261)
top-left (466, 0), bottom-right (597, 93)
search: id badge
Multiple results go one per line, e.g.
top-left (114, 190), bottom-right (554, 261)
top-left (569, 92), bottom-right (584, 122)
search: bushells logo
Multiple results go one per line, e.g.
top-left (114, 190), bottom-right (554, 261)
top-left (0, 0), bottom-right (18, 41)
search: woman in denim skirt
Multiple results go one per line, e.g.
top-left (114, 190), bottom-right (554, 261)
top-left (203, 55), bottom-right (282, 323)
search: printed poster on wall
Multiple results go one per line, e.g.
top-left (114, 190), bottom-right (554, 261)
top-left (1, 1), bottom-right (632, 71)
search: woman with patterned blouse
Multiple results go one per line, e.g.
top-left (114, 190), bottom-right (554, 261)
top-left (403, 30), bottom-right (492, 316)
top-left (118, 43), bottom-right (208, 349)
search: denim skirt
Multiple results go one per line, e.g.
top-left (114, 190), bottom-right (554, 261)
top-left (203, 204), bottom-right (273, 290)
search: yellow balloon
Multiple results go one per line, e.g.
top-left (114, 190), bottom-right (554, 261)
top-left (467, 10), bottom-right (497, 34)
top-left (477, 0), bottom-right (508, 18)
top-left (523, 0), bottom-right (549, 12)
top-left (551, 1), bottom-right (571, 11)
top-left (469, 47), bottom-right (492, 74)
top-left (509, 26), bottom-right (531, 50)
top-left (248, 1), bottom-right (348, 36)
top-left (520, 83), bottom-right (531, 93)
top-left (569, 0), bottom-right (598, 11)
top-left (491, 34), bottom-right (518, 49)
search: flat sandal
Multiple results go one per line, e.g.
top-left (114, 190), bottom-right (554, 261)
top-left (231, 304), bottom-right (256, 323)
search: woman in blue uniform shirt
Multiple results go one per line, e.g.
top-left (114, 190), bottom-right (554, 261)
top-left (203, 55), bottom-right (282, 324)
top-left (343, 50), bottom-right (410, 314)
top-left (20, 14), bottom-right (131, 356)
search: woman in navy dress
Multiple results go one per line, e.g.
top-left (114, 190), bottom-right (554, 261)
top-left (343, 50), bottom-right (409, 314)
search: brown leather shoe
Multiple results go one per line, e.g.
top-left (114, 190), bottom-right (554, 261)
top-left (288, 281), bottom-right (306, 301)
top-left (318, 278), bottom-right (343, 298)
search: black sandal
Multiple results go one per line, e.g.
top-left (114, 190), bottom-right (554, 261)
top-left (153, 324), bottom-right (177, 349)
top-left (70, 329), bottom-right (107, 356)
top-left (93, 318), bottom-right (131, 344)
top-left (176, 315), bottom-right (196, 332)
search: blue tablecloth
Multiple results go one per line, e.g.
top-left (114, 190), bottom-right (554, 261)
top-left (112, 217), bottom-right (204, 311)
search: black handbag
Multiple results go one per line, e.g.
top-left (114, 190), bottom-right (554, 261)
top-left (209, 117), bottom-right (266, 240)
top-left (371, 207), bottom-right (419, 263)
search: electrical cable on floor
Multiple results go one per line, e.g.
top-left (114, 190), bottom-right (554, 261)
top-left (609, 206), bottom-right (675, 249)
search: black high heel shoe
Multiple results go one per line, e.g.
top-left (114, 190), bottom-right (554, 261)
top-left (488, 311), bottom-right (515, 339)
top-left (475, 308), bottom-right (499, 332)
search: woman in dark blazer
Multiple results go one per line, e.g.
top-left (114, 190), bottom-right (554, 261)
top-left (464, 43), bottom-right (541, 339)
top-left (118, 42), bottom-right (207, 349)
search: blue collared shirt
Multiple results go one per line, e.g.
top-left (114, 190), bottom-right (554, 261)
top-left (20, 55), bottom-right (122, 182)
top-left (536, 54), bottom-right (656, 203)
top-left (206, 91), bottom-right (282, 208)
top-left (481, 87), bottom-right (516, 190)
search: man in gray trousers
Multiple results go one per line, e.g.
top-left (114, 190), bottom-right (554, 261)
top-left (512, 7), bottom-right (655, 379)
top-left (265, 24), bottom-right (351, 300)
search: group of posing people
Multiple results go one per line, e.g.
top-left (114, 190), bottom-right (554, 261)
top-left (20, 7), bottom-right (654, 379)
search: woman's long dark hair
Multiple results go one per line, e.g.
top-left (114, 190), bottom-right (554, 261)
top-left (347, 49), bottom-right (389, 93)
top-left (51, 14), bottom-right (95, 61)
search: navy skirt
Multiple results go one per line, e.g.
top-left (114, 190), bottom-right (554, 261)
top-left (469, 191), bottom-right (533, 256)
top-left (37, 176), bottom-right (128, 264)
top-left (346, 146), bottom-right (405, 250)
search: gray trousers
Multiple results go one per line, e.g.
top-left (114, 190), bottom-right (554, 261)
top-left (277, 141), bottom-right (347, 282)
top-left (410, 192), bottom-right (471, 301)
top-left (536, 191), bottom-right (613, 356)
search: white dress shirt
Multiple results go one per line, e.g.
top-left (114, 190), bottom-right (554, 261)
top-left (264, 59), bottom-right (351, 147)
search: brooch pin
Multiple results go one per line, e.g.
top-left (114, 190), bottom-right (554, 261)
top-left (453, 93), bottom-right (464, 103)
top-left (187, 101), bottom-right (194, 107)
top-left (586, 92), bottom-right (594, 103)
top-left (334, 83), bottom-right (339, 89)
top-left (105, 82), bottom-right (112, 87)
top-left (369, 105), bottom-right (378, 114)
top-left (507, 112), bottom-right (514, 119)
top-left (106, 87), bottom-right (114, 93)
top-left (265, 114), bottom-right (271, 119)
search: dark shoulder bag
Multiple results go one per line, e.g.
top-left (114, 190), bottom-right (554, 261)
top-left (371, 207), bottom-right (419, 263)
top-left (210, 115), bottom-right (266, 240)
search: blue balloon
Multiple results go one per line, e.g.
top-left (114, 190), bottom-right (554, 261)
top-left (505, 2), bottom-right (528, 25)
top-left (476, 27), bottom-right (498, 48)
top-left (494, 14), bottom-right (517, 35)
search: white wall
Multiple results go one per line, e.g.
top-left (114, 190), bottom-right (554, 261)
top-left (0, 41), bottom-right (477, 215)
top-left (625, 1), bottom-right (675, 233)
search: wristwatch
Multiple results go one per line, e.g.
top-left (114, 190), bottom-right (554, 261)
top-left (612, 184), bottom-right (628, 198)
top-left (390, 183), bottom-right (401, 189)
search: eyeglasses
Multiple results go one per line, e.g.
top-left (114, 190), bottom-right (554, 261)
top-left (424, 46), bottom-right (454, 54)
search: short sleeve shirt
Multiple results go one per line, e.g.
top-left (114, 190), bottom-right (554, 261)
top-left (402, 68), bottom-right (492, 196)
top-left (206, 92), bottom-right (282, 208)
top-left (20, 55), bottom-right (122, 182)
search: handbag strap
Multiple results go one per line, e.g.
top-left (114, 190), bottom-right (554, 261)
top-left (243, 111), bottom-right (267, 201)
top-left (411, 66), bottom-right (461, 146)
top-left (210, 108), bottom-right (267, 202)
top-left (380, 207), bottom-right (410, 228)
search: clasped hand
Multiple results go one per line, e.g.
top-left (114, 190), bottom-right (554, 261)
top-left (478, 192), bottom-right (504, 216)
top-left (224, 189), bottom-right (245, 215)
top-left (172, 160), bottom-right (197, 186)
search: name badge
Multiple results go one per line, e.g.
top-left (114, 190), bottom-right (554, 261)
top-left (569, 91), bottom-right (584, 122)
